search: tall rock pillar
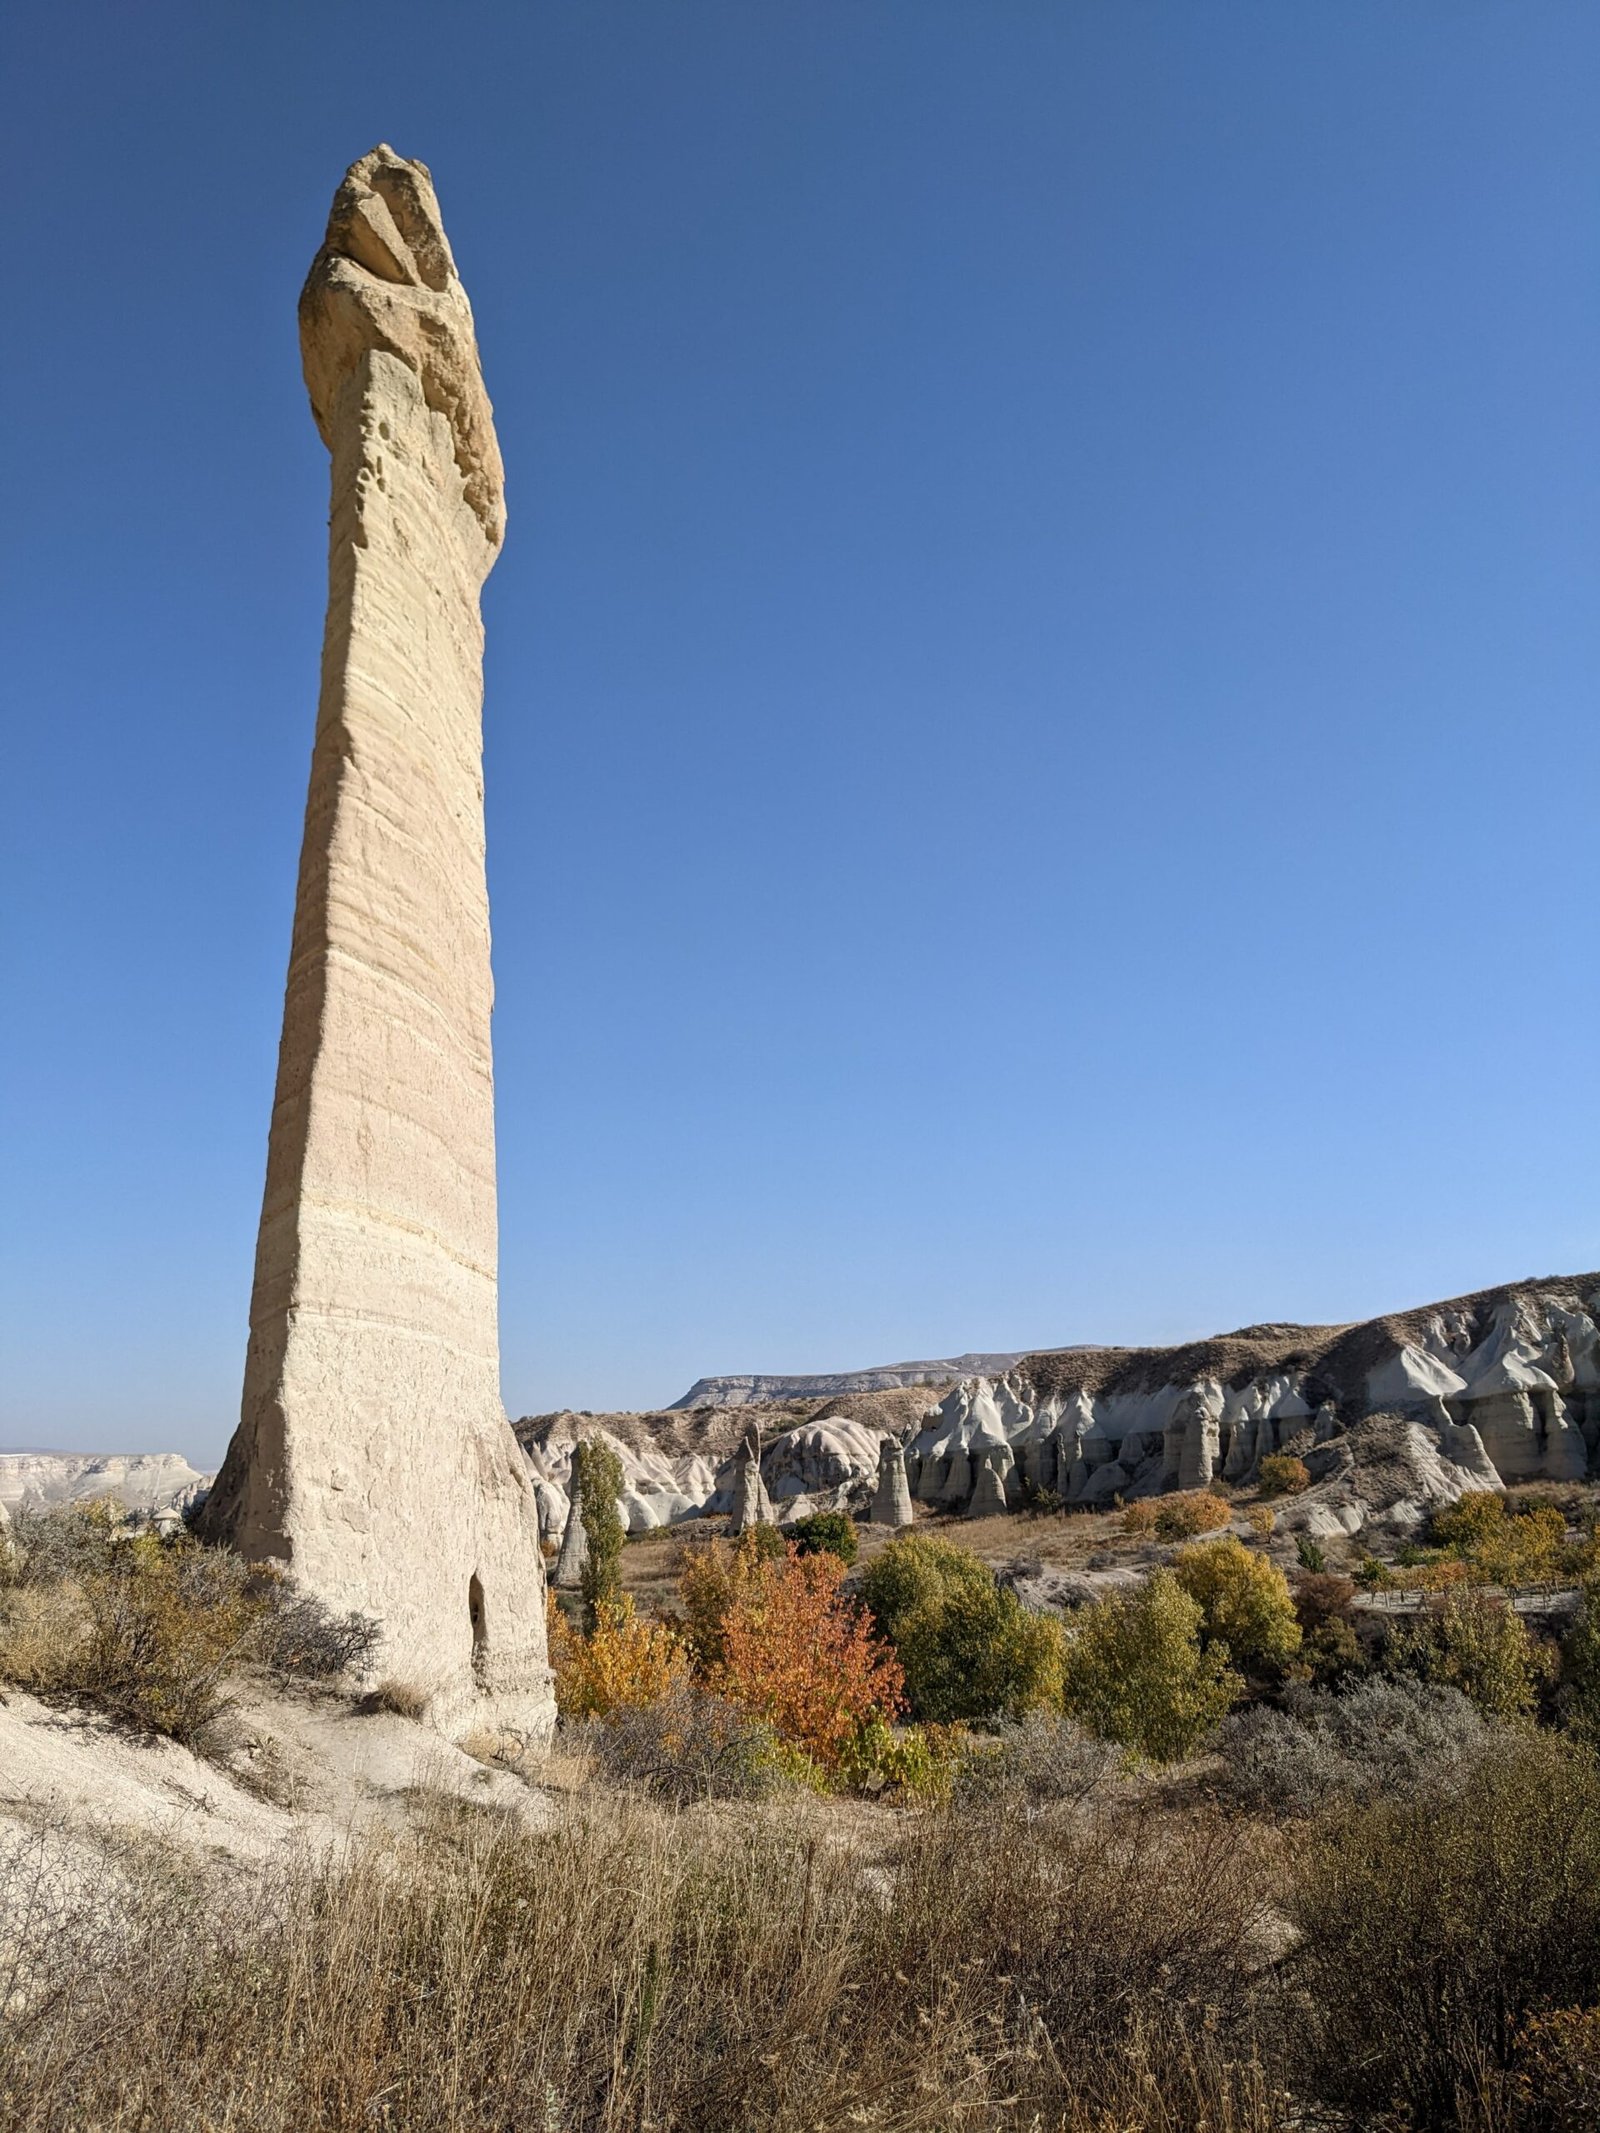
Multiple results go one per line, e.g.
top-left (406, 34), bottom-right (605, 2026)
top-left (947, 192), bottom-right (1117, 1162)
top-left (200, 147), bottom-right (553, 1747)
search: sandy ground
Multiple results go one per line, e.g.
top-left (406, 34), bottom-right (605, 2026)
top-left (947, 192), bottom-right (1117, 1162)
top-left (0, 1675), bottom-right (553, 1929)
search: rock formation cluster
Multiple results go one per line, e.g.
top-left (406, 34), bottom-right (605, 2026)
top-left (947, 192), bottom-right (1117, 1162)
top-left (520, 1275), bottom-right (1600, 1543)
top-left (198, 147), bottom-right (552, 1746)
top-left (902, 1276), bottom-right (1600, 1523)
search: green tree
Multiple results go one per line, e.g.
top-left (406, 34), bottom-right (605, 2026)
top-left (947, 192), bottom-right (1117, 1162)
top-left (1060, 1571), bottom-right (1240, 1762)
top-left (573, 1437), bottom-right (626, 1631)
top-left (859, 1532), bottom-right (1062, 1724)
top-left (1171, 1535), bottom-right (1302, 1674)
top-left (786, 1512), bottom-right (858, 1565)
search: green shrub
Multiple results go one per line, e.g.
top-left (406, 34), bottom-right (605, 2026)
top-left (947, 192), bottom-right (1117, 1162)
top-left (572, 1437), bottom-right (626, 1630)
top-left (0, 1504), bottom-right (380, 1745)
top-left (742, 1521), bottom-right (789, 1563)
top-left (1289, 1730), bottom-right (1600, 2128)
top-left (1257, 1454), bottom-right (1310, 1498)
top-left (785, 1512), bottom-right (857, 1565)
top-left (1295, 1534), bottom-right (1327, 1573)
top-left (835, 1715), bottom-right (966, 1803)
top-left (1060, 1571), bottom-right (1241, 1762)
top-left (1171, 1535), bottom-right (1302, 1674)
top-left (858, 1533), bottom-right (1062, 1725)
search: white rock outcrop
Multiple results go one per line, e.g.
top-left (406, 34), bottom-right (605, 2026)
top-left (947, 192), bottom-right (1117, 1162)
top-left (0, 1451), bottom-right (211, 1521)
top-left (513, 1275), bottom-right (1600, 1541)
top-left (728, 1428), bottom-right (776, 1534)
top-left (871, 1438), bottom-right (914, 1526)
top-left (897, 1274), bottom-right (1600, 1530)
top-left (553, 1493), bottom-right (588, 1591)
top-left (198, 147), bottom-right (552, 1748)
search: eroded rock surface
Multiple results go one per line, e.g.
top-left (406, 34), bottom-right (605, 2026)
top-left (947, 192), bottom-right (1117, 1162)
top-left (0, 1452), bottom-right (211, 1523)
top-left (520, 1274), bottom-right (1600, 1541)
top-left (905, 1273), bottom-right (1600, 1532)
top-left (199, 147), bottom-right (551, 1748)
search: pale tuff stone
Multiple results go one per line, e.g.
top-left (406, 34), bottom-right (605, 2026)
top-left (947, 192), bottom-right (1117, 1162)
top-left (728, 1427), bottom-right (775, 1534)
top-left (966, 1447), bottom-right (1010, 1519)
top-left (200, 147), bottom-right (552, 1748)
top-left (299, 146), bottom-right (505, 547)
top-left (553, 1494), bottom-right (588, 1591)
top-left (1174, 1387), bottom-right (1222, 1490)
top-left (871, 1438), bottom-right (914, 1527)
top-left (505, 1276), bottom-right (1600, 1539)
top-left (0, 1451), bottom-right (210, 1521)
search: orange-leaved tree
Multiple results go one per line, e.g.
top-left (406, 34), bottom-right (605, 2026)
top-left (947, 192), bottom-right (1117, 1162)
top-left (693, 1540), bottom-right (905, 1771)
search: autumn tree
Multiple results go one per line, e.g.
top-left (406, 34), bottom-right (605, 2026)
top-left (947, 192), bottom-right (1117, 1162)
top-left (549, 1593), bottom-right (688, 1721)
top-left (1257, 1455), bottom-right (1310, 1498)
top-left (1385, 1586), bottom-right (1549, 1721)
top-left (681, 1538), bottom-right (903, 1771)
top-left (1171, 1535), bottom-right (1302, 1674)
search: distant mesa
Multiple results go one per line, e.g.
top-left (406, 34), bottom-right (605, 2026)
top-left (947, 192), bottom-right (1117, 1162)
top-left (669, 1351), bottom-right (1094, 1409)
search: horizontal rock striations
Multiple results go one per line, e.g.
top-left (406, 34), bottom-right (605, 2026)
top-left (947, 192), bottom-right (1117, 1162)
top-left (199, 147), bottom-right (551, 1746)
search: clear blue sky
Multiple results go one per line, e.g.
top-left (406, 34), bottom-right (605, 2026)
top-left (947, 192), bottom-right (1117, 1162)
top-left (3, 3), bottom-right (1598, 1465)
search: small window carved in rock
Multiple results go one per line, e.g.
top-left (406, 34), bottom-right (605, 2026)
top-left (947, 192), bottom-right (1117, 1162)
top-left (468, 1573), bottom-right (487, 1678)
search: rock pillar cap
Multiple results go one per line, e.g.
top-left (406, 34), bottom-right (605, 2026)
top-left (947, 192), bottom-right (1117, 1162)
top-left (299, 144), bottom-right (506, 548)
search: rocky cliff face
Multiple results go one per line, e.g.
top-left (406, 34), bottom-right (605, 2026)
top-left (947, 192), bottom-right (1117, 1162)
top-left (0, 1452), bottom-right (212, 1522)
top-left (907, 1272), bottom-right (1600, 1531)
top-left (514, 1389), bottom-right (937, 1537)
top-left (668, 1355), bottom-right (1056, 1409)
top-left (537, 1274), bottom-right (1600, 1542)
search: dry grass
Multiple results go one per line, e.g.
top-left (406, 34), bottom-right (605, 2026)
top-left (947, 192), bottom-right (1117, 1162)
top-left (361, 1678), bottom-right (429, 1720)
top-left (0, 1782), bottom-right (1288, 2133)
